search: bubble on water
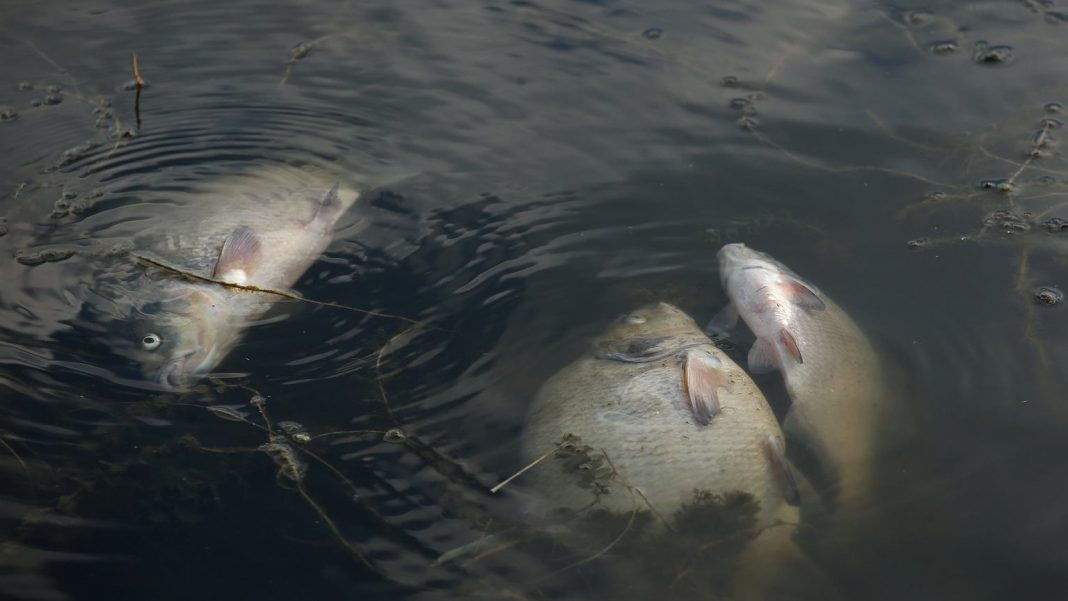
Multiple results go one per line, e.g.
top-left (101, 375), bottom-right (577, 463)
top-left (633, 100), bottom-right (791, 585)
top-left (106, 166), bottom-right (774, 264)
top-left (924, 190), bottom-right (947, 200)
top-left (903, 10), bottom-right (934, 25)
top-left (1040, 118), bottom-right (1064, 129)
top-left (277, 421), bottom-right (312, 443)
top-left (721, 75), bottom-right (739, 87)
top-left (384, 428), bottom-right (407, 443)
top-left (979, 178), bottom-right (1014, 191)
top-left (972, 41), bottom-right (1013, 65)
top-left (17, 81), bottom-right (32, 91)
top-left (289, 42), bottom-right (314, 61)
top-left (1035, 175), bottom-right (1058, 185)
top-left (728, 97), bottom-right (750, 111)
top-left (642, 27), bottom-right (663, 39)
top-left (43, 94), bottom-right (63, 106)
top-left (1034, 286), bottom-right (1063, 306)
top-left (906, 237), bottom-right (930, 249)
top-left (738, 116), bottom-right (759, 131)
top-left (929, 40), bottom-right (959, 55)
top-left (982, 208), bottom-right (1031, 234)
top-left (0, 107), bottom-right (16, 122)
top-left (30, 99), bottom-right (41, 107)
top-left (1045, 102), bottom-right (1064, 114)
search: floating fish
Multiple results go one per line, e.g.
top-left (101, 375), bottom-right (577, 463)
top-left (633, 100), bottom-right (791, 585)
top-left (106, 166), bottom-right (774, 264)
top-left (521, 302), bottom-right (799, 524)
top-left (121, 168), bottom-right (359, 389)
top-left (717, 243), bottom-right (884, 511)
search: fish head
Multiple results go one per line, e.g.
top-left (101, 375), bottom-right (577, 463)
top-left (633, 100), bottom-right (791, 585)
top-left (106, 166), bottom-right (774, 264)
top-left (717, 243), bottom-right (786, 283)
top-left (596, 302), bottom-right (705, 359)
top-left (123, 284), bottom-right (231, 389)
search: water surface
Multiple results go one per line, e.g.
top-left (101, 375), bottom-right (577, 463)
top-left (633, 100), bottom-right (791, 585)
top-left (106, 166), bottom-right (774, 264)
top-left (2, 0), bottom-right (1068, 599)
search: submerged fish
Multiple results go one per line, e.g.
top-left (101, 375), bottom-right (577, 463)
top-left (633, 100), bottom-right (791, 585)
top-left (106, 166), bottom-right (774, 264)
top-left (120, 168), bottom-right (359, 389)
top-left (521, 302), bottom-right (799, 524)
top-left (716, 243), bottom-right (883, 511)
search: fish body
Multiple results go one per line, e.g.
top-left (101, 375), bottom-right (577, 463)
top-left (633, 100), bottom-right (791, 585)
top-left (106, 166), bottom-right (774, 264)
top-left (521, 302), bottom-right (797, 524)
top-left (717, 243), bottom-right (883, 511)
top-left (122, 168), bottom-right (359, 388)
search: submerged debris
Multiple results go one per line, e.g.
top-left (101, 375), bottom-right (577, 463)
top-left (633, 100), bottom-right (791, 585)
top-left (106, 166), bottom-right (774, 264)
top-left (1033, 286), bottom-right (1063, 306)
top-left (258, 437), bottom-right (306, 482)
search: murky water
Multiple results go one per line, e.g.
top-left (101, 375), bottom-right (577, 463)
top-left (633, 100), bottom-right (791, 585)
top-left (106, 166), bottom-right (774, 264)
top-left (2, 0), bottom-right (1068, 598)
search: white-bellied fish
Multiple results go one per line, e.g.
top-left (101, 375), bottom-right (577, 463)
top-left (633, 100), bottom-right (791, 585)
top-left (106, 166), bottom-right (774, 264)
top-left (122, 167), bottom-right (359, 389)
top-left (521, 302), bottom-right (800, 525)
top-left (716, 243), bottom-right (883, 512)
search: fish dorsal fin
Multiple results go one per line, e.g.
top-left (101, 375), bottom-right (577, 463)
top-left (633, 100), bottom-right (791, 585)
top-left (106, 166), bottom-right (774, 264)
top-left (764, 435), bottom-right (801, 506)
top-left (747, 338), bottom-right (779, 374)
top-left (308, 183), bottom-right (342, 227)
top-left (681, 348), bottom-right (728, 425)
top-left (212, 226), bottom-right (262, 284)
top-left (781, 278), bottom-right (825, 311)
top-left (779, 329), bottom-right (803, 364)
top-left (706, 302), bottom-right (739, 336)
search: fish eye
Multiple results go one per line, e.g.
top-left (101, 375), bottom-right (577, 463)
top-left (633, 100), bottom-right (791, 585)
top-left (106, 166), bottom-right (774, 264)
top-left (621, 314), bottom-right (646, 325)
top-left (141, 333), bottom-right (162, 350)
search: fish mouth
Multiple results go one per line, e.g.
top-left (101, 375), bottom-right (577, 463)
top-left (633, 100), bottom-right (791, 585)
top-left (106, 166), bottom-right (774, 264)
top-left (717, 243), bottom-right (756, 264)
top-left (156, 350), bottom-right (197, 390)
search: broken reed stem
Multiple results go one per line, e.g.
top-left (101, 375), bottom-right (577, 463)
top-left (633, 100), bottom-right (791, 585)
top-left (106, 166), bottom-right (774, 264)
top-left (131, 53), bottom-right (144, 129)
top-left (131, 53), bottom-right (144, 87)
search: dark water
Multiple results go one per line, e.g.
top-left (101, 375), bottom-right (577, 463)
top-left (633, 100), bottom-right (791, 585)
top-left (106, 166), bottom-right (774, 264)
top-left (2, 0), bottom-right (1068, 599)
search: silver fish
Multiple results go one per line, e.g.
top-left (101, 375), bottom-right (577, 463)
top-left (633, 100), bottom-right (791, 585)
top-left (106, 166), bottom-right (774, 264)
top-left (120, 168), bottom-right (359, 389)
top-left (716, 243), bottom-right (883, 511)
top-left (521, 302), bottom-right (799, 524)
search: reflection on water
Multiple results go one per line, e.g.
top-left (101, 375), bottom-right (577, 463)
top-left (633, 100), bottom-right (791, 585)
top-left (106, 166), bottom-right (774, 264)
top-left (2, 0), bottom-right (1068, 598)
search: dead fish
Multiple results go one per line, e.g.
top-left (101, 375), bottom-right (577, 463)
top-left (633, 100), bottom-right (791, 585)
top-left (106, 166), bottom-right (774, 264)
top-left (121, 168), bottom-right (359, 389)
top-left (716, 243), bottom-right (883, 511)
top-left (521, 302), bottom-right (799, 524)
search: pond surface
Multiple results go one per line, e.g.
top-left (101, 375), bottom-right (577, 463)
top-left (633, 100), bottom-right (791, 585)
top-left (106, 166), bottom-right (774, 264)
top-left (2, 0), bottom-right (1068, 599)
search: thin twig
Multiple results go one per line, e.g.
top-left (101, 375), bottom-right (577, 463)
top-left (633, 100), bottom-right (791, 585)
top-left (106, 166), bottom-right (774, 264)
top-left (491, 442), bottom-right (564, 494)
top-left (133, 253), bottom-right (429, 327)
top-left (0, 436), bottom-right (29, 474)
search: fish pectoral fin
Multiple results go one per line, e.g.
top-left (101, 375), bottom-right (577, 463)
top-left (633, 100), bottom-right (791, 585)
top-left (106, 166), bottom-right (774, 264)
top-left (212, 226), bottom-right (262, 283)
top-left (747, 338), bottom-right (780, 374)
top-left (764, 435), bottom-right (801, 506)
top-left (779, 329), bottom-right (803, 364)
top-left (781, 278), bottom-right (826, 311)
top-left (682, 349), bottom-right (727, 425)
top-left (706, 302), bottom-right (739, 335)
